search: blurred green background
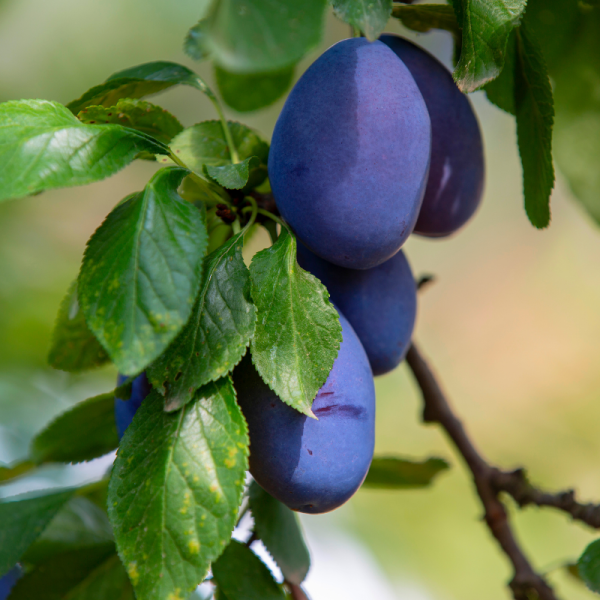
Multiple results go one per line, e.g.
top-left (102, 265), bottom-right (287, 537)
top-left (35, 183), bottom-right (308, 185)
top-left (1, 1), bottom-right (600, 599)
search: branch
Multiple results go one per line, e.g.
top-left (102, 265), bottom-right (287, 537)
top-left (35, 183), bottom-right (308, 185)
top-left (406, 343), bottom-right (558, 600)
top-left (492, 469), bottom-right (600, 529)
top-left (286, 582), bottom-right (311, 600)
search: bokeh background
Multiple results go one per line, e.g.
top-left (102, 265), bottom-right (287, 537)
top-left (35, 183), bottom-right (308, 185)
top-left (1, 1), bottom-right (600, 599)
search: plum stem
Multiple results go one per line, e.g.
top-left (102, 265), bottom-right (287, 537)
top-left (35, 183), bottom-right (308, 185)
top-left (255, 208), bottom-right (285, 229)
top-left (241, 196), bottom-right (258, 233)
top-left (406, 342), bottom-right (559, 600)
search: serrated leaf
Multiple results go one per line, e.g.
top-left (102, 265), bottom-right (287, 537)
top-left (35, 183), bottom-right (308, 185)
top-left (108, 378), bottom-right (248, 600)
top-left (23, 497), bottom-right (113, 565)
top-left (77, 99), bottom-right (183, 144)
top-left (48, 280), bottom-right (109, 373)
top-left (171, 120), bottom-right (269, 190)
top-left (185, 19), bottom-right (211, 61)
top-left (249, 228), bottom-right (342, 416)
top-left (30, 390), bottom-right (119, 465)
top-left (205, 156), bottom-right (260, 189)
top-left (484, 30), bottom-right (517, 115)
top-left (212, 540), bottom-right (286, 600)
top-left (249, 481), bottom-right (310, 585)
top-left (331, 0), bottom-right (392, 41)
top-left (215, 65), bottom-right (294, 113)
top-left (451, 0), bottom-right (526, 92)
top-left (579, 538), bottom-right (600, 593)
top-left (362, 457), bottom-right (450, 489)
top-left (514, 24), bottom-right (555, 228)
top-left (78, 167), bottom-right (207, 376)
top-left (0, 488), bottom-right (74, 577)
top-left (148, 233), bottom-right (256, 412)
top-left (0, 100), bottom-right (168, 203)
top-left (204, 0), bottom-right (327, 72)
top-left (9, 544), bottom-right (134, 600)
top-left (67, 61), bottom-right (217, 114)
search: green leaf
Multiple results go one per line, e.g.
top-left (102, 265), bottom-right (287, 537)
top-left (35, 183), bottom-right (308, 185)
top-left (23, 497), bottom-right (113, 565)
top-left (78, 167), bottom-right (207, 376)
top-left (484, 30), bottom-right (516, 115)
top-left (215, 65), bottom-right (294, 113)
top-left (578, 538), bottom-right (600, 593)
top-left (451, 0), bottom-right (526, 92)
top-left (10, 544), bottom-right (134, 600)
top-left (148, 233), bottom-right (256, 412)
top-left (514, 24), bottom-right (555, 228)
top-left (185, 19), bottom-right (211, 61)
top-left (550, 8), bottom-right (600, 224)
top-left (0, 100), bottom-right (168, 203)
top-left (0, 488), bottom-right (74, 577)
top-left (212, 540), bottom-right (286, 600)
top-left (108, 378), bottom-right (248, 600)
top-left (249, 481), bottom-right (310, 585)
top-left (205, 156), bottom-right (260, 190)
top-left (48, 280), bottom-right (109, 373)
top-left (331, 0), bottom-right (392, 41)
top-left (67, 61), bottom-right (217, 114)
top-left (249, 228), bottom-right (342, 416)
top-left (30, 391), bottom-right (119, 465)
top-left (362, 457), bottom-right (450, 489)
top-left (392, 4), bottom-right (460, 36)
top-left (171, 120), bottom-right (269, 190)
top-left (204, 0), bottom-right (327, 72)
top-left (77, 99), bottom-right (183, 144)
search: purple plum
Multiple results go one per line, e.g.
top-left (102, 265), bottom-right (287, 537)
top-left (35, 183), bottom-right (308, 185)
top-left (268, 37), bottom-right (431, 269)
top-left (297, 243), bottom-right (416, 376)
top-left (234, 310), bottom-right (375, 514)
top-left (380, 35), bottom-right (485, 237)
top-left (114, 373), bottom-right (151, 439)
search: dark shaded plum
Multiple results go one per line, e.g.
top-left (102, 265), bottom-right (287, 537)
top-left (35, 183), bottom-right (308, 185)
top-left (234, 310), bottom-right (375, 514)
top-left (0, 566), bottom-right (21, 600)
top-left (114, 373), bottom-right (152, 439)
top-left (297, 243), bottom-right (416, 376)
top-left (380, 35), bottom-right (485, 237)
top-left (268, 37), bottom-right (431, 270)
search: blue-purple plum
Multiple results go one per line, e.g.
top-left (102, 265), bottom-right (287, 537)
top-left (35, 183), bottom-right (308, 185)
top-left (0, 566), bottom-right (21, 600)
top-left (380, 35), bottom-right (485, 237)
top-left (114, 373), bottom-right (152, 439)
top-left (234, 310), bottom-right (375, 514)
top-left (268, 38), bottom-right (431, 270)
top-left (297, 243), bottom-right (416, 376)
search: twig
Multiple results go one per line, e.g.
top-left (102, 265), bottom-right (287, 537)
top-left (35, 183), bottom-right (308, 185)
top-left (406, 343), bottom-right (558, 600)
top-left (286, 582), bottom-right (311, 600)
top-left (492, 469), bottom-right (600, 529)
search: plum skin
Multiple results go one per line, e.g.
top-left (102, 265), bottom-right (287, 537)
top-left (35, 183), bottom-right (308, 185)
top-left (114, 372), bottom-right (152, 439)
top-left (380, 34), bottom-right (485, 237)
top-left (0, 566), bottom-right (21, 600)
top-left (268, 37), bottom-right (431, 270)
top-left (234, 310), bottom-right (375, 514)
top-left (297, 243), bottom-right (416, 376)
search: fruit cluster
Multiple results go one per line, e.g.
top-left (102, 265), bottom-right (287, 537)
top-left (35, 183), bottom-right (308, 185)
top-left (115, 35), bottom-right (484, 514)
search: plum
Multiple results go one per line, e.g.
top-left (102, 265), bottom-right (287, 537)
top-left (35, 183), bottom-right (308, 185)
top-left (114, 372), bottom-right (152, 439)
top-left (297, 243), bottom-right (416, 376)
top-left (0, 566), bottom-right (21, 600)
top-left (234, 310), bottom-right (375, 514)
top-left (380, 35), bottom-right (485, 237)
top-left (268, 37), bottom-right (431, 270)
